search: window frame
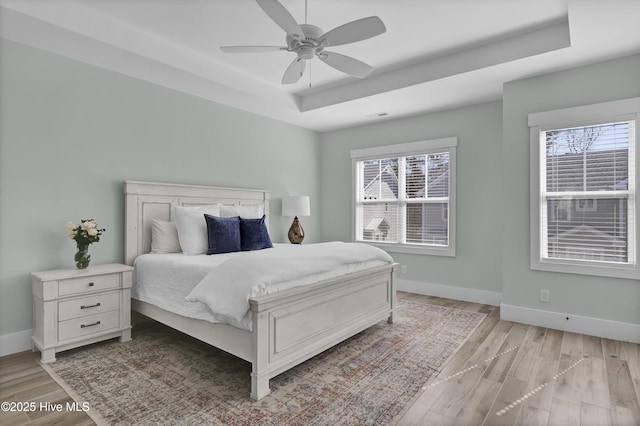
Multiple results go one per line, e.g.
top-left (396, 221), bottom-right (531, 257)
top-left (351, 137), bottom-right (457, 256)
top-left (529, 97), bottom-right (640, 279)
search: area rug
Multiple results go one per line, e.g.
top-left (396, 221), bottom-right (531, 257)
top-left (41, 300), bottom-right (485, 425)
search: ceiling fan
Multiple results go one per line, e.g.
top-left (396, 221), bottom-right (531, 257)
top-left (220, 0), bottom-right (386, 84)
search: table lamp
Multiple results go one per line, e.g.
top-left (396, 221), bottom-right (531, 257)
top-left (282, 196), bottom-right (310, 244)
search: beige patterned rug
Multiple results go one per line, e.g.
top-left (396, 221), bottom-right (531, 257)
top-left (41, 300), bottom-right (485, 425)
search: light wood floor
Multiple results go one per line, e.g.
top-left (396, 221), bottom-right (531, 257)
top-left (1, 292), bottom-right (639, 426)
top-left (395, 293), bottom-right (640, 426)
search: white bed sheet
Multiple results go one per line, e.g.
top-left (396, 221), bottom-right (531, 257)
top-left (132, 252), bottom-right (229, 324)
top-left (132, 243), bottom-right (393, 330)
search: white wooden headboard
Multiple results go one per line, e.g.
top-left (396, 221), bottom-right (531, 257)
top-left (124, 180), bottom-right (271, 265)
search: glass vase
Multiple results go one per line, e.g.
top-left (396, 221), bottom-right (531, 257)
top-left (75, 244), bottom-right (91, 269)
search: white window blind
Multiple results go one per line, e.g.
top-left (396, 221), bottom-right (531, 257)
top-left (352, 138), bottom-right (456, 256)
top-left (529, 97), bottom-right (639, 279)
top-left (542, 121), bottom-right (635, 264)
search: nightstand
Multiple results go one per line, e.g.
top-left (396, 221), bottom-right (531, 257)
top-left (31, 263), bottom-right (133, 363)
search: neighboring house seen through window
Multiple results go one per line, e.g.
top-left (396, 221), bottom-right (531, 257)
top-left (351, 138), bottom-right (456, 256)
top-left (529, 98), bottom-right (639, 279)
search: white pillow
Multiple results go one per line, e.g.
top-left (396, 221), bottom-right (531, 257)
top-left (220, 204), bottom-right (264, 219)
top-left (172, 204), bottom-right (221, 255)
top-left (150, 219), bottom-right (181, 254)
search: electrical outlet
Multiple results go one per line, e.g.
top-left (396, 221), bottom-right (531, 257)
top-left (401, 265), bottom-right (407, 274)
top-left (540, 289), bottom-right (550, 303)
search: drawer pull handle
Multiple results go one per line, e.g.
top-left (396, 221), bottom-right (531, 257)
top-left (88, 282), bottom-right (95, 287)
top-left (80, 302), bottom-right (101, 310)
top-left (80, 321), bottom-right (101, 329)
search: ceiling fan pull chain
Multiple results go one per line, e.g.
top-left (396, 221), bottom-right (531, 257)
top-left (306, 0), bottom-right (311, 88)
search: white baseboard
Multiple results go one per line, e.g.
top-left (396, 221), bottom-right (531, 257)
top-left (500, 303), bottom-right (640, 344)
top-left (0, 329), bottom-right (33, 357)
top-left (397, 279), bottom-right (503, 306)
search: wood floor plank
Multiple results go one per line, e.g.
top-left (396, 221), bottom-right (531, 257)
top-left (0, 410), bottom-right (31, 426)
top-left (13, 381), bottom-right (62, 402)
top-left (464, 323), bottom-right (510, 367)
top-left (482, 323), bottom-right (528, 384)
top-left (431, 364), bottom-right (487, 418)
top-left (611, 405), bottom-right (639, 426)
top-left (583, 335), bottom-right (604, 360)
top-left (540, 328), bottom-right (564, 360)
top-left (603, 338), bottom-right (625, 360)
top-left (622, 341), bottom-right (640, 402)
top-left (453, 378), bottom-right (501, 425)
top-left (403, 376), bottom-right (460, 415)
top-left (416, 410), bottom-right (454, 426)
top-left (507, 325), bottom-right (546, 382)
top-left (548, 397), bottom-right (581, 426)
top-left (482, 376), bottom-right (528, 426)
top-left (605, 356), bottom-right (640, 425)
top-left (0, 351), bottom-right (37, 367)
top-left (0, 364), bottom-right (44, 386)
top-left (394, 399), bottom-right (435, 425)
top-left (580, 356), bottom-right (611, 409)
top-left (552, 353), bottom-right (584, 404)
top-left (26, 409), bottom-right (94, 426)
top-left (518, 355), bottom-right (560, 412)
top-left (0, 370), bottom-right (56, 400)
top-left (515, 406), bottom-right (550, 426)
top-left (435, 315), bottom-right (501, 379)
top-left (561, 331), bottom-right (583, 356)
top-left (580, 401), bottom-right (612, 426)
top-left (477, 305), bottom-right (495, 314)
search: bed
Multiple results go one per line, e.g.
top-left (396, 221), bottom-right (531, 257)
top-left (124, 180), bottom-right (398, 400)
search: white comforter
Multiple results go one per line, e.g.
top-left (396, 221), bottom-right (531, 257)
top-left (185, 242), bottom-right (393, 330)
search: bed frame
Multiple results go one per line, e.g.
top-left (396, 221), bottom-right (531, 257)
top-left (124, 180), bottom-right (397, 400)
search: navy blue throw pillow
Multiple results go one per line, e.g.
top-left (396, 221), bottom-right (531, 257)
top-left (240, 215), bottom-right (273, 251)
top-left (204, 214), bottom-right (241, 254)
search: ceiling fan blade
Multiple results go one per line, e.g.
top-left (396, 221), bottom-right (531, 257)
top-left (220, 46), bottom-right (287, 53)
top-left (256, 0), bottom-right (303, 40)
top-left (319, 16), bottom-right (386, 47)
top-left (282, 57), bottom-right (306, 84)
top-left (318, 51), bottom-right (373, 78)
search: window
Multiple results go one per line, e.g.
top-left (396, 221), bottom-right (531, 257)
top-left (529, 98), bottom-right (639, 279)
top-left (351, 137), bottom-right (456, 256)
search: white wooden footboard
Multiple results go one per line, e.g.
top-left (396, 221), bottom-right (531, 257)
top-left (249, 263), bottom-right (397, 400)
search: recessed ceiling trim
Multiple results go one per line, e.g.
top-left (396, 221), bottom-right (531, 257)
top-left (299, 17), bottom-right (571, 112)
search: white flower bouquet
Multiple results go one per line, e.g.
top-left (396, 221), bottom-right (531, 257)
top-left (66, 219), bottom-right (105, 268)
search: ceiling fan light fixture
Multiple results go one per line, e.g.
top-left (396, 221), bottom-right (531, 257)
top-left (299, 47), bottom-right (315, 60)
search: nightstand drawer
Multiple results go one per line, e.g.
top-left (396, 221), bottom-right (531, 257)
top-left (58, 292), bottom-right (120, 321)
top-left (58, 311), bottom-right (120, 341)
top-left (58, 273), bottom-right (120, 297)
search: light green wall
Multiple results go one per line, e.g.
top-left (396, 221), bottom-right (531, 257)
top-left (0, 39), bottom-right (320, 335)
top-left (502, 54), bottom-right (640, 324)
top-left (319, 101), bottom-right (504, 293)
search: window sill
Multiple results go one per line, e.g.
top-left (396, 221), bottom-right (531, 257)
top-left (357, 241), bottom-right (455, 257)
top-left (531, 257), bottom-right (640, 280)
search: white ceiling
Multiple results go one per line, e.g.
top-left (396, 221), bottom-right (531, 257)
top-left (2, 0), bottom-right (640, 132)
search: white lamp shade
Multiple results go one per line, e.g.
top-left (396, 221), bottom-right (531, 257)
top-left (282, 196), bottom-right (310, 217)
